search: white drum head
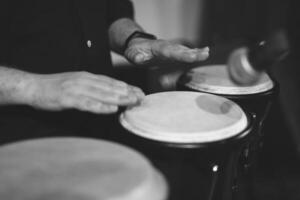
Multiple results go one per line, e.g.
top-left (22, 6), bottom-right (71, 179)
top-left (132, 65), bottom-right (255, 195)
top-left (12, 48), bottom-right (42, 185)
top-left (0, 138), bottom-right (167, 200)
top-left (120, 92), bottom-right (248, 143)
top-left (183, 65), bottom-right (274, 95)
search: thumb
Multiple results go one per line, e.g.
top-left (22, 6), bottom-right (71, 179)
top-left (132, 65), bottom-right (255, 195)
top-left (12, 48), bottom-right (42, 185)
top-left (133, 52), bottom-right (153, 64)
top-left (125, 47), bottom-right (154, 65)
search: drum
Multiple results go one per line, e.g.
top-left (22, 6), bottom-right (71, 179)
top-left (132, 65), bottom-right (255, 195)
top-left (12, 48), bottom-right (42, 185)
top-left (177, 64), bottom-right (278, 166)
top-left (119, 91), bottom-right (254, 200)
top-left (0, 137), bottom-right (168, 200)
top-left (177, 65), bottom-right (278, 198)
top-left (177, 64), bottom-right (278, 128)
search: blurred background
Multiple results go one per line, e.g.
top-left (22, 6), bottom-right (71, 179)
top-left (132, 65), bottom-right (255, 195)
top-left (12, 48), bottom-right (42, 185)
top-left (112, 0), bottom-right (300, 199)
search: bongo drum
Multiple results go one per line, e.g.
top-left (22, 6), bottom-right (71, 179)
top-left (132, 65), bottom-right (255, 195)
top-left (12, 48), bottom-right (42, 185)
top-left (0, 138), bottom-right (168, 200)
top-left (177, 64), bottom-right (277, 122)
top-left (177, 65), bottom-right (278, 169)
top-left (119, 91), bottom-right (253, 200)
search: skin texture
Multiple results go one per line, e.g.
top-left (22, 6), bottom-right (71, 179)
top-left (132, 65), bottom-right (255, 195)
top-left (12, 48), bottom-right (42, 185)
top-left (0, 68), bottom-right (144, 114)
top-left (28, 72), bottom-right (145, 114)
top-left (0, 18), bottom-right (209, 114)
top-left (125, 38), bottom-right (209, 65)
top-left (109, 18), bottom-right (209, 65)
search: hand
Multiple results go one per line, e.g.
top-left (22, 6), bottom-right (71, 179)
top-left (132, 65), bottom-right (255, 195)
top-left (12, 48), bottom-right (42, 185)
top-left (27, 71), bottom-right (145, 114)
top-left (124, 38), bottom-right (209, 65)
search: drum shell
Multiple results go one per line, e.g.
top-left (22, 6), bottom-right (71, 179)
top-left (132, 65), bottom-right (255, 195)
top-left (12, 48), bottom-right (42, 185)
top-left (111, 113), bottom-right (254, 200)
top-left (113, 111), bottom-right (254, 160)
top-left (113, 121), bottom-right (253, 162)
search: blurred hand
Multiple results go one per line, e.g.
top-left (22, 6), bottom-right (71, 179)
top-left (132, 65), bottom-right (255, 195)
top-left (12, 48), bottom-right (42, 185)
top-left (124, 38), bottom-right (209, 65)
top-left (27, 71), bottom-right (144, 114)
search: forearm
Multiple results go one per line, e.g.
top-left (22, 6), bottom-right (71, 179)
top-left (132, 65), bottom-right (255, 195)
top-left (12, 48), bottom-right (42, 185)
top-left (0, 66), bottom-right (35, 105)
top-left (108, 18), bottom-right (144, 54)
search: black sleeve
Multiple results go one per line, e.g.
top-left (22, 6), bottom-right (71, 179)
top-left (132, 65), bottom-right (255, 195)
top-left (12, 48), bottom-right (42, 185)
top-left (0, 0), bottom-right (9, 63)
top-left (107, 0), bottom-right (134, 25)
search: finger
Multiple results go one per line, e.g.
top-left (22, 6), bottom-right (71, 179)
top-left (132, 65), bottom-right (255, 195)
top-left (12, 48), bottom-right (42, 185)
top-left (133, 52), bottom-right (153, 64)
top-left (79, 76), bottom-right (145, 104)
top-left (165, 45), bottom-right (209, 63)
top-left (128, 85), bottom-right (145, 101)
top-left (70, 96), bottom-right (119, 114)
top-left (82, 75), bottom-right (131, 96)
top-left (125, 47), bottom-right (154, 65)
top-left (82, 72), bottom-right (128, 88)
top-left (95, 74), bottom-right (128, 88)
top-left (154, 42), bottom-right (209, 63)
top-left (75, 84), bottom-right (141, 106)
top-left (65, 73), bottom-right (144, 106)
top-left (185, 47), bottom-right (210, 61)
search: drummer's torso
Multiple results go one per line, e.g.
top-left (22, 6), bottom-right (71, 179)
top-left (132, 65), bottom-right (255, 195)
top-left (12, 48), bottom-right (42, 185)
top-left (0, 106), bottom-right (118, 145)
top-left (0, 0), bottom-right (113, 75)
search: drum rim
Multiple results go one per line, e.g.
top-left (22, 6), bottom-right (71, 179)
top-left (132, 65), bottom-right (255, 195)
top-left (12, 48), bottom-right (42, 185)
top-left (182, 82), bottom-right (278, 99)
top-left (120, 112), bottom-right (254, 149)
top-left (178, 64), bottom-right (276, 95)
top-left (0, 137), bottom-right (168, 200)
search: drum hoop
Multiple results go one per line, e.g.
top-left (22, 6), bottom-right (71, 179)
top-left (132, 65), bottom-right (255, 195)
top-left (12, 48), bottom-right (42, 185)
top-left (179, 76), bottom-right (279, 97)
top-left (179, 64), bottom-right (276, 95)
top-left (120, 112), bottom-right (254, 149)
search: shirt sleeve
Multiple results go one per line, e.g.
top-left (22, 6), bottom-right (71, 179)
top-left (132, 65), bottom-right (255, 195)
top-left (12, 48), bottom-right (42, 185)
top-left (107, 0), bottom-right (134, 25)
top-left (0, 0), bottom-right (9, 63)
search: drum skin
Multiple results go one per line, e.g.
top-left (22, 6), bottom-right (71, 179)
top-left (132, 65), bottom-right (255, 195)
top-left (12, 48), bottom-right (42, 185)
top-left (0, 138), bottom-right (168, 200)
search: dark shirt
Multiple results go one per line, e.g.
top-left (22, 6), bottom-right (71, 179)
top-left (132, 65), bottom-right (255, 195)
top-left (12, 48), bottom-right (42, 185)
top-left (287, 0), bottom-right (300, 57)
top-left (0, 0), bottom-right (134, 143)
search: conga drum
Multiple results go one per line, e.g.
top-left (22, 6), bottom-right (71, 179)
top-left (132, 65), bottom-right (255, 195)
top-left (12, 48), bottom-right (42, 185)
top-left (0, 138), bottom-right (168, 200)
top-left (118, 91), bottom-right (254, 200)
top-left (177, 64), bottom-right (278, 169)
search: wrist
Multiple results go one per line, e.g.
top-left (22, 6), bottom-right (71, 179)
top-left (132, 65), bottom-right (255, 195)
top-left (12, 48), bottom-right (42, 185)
top-left (0, 67), bottom-right (38, 105)
top-left (15, 73), bottom-right (39, 106)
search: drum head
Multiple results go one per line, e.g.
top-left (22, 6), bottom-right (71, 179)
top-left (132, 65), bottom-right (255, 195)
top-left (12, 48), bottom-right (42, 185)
top-left (0, 138), bottom-right (167, 200)
top-left (120, 92), bottom-right (248, 144)
top-left (181, 65), bottom-right (274, 95)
